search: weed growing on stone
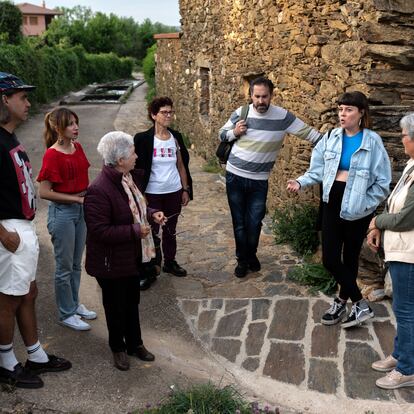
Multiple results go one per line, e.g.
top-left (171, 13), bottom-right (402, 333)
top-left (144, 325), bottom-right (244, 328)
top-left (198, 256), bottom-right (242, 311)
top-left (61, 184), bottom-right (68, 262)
top-left (203, 157), bottom-right (223, 174)
top-left (271, 203), bottom-right (319, 256)
top-left (136, 382), bottom-right (280, 414)
top-left (289, 263), bottom-right (336, 295)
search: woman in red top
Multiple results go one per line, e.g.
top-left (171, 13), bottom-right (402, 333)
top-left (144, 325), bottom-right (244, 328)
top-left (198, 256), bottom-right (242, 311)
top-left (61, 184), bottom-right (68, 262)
top-left (37, 107), bottom-right (96, 331)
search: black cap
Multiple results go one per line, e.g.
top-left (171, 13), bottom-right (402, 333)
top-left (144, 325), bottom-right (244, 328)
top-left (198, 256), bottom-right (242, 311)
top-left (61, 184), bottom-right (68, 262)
top-left (0, 72), bottom-right (36, 95)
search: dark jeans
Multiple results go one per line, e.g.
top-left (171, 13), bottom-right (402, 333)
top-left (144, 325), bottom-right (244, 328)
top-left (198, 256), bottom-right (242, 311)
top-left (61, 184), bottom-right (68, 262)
top-left (389, 261), bottom-right (414, 375)
top-left (321, 181), bottom-right (372, 302)
top-left (96, 276), bottom-right (142, 353)
top-left (226, 171), bottom-right (268, 263)
top-left (146, 190), bottom-right (182, 263)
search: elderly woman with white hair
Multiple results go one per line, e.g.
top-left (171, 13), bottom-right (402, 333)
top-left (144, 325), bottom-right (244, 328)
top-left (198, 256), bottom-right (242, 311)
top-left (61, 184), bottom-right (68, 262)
top-left (84, 131), bottom-right (166, 371)
top-left (368, 113), bottom-right (414, 390)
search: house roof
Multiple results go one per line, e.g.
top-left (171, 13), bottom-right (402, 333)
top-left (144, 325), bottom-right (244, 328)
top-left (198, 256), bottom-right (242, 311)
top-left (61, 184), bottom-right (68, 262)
top-left (17, 3), bottom-right (63, 16)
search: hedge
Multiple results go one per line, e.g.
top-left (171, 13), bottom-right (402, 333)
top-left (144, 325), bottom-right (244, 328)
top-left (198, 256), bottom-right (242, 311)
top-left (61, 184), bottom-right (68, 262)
top-left (0, 44), bottom-right (133, 105)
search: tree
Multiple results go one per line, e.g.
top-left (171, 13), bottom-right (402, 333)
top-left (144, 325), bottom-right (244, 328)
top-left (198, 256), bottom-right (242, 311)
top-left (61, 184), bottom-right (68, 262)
top-left (0, 1), bottom-right (22, 44)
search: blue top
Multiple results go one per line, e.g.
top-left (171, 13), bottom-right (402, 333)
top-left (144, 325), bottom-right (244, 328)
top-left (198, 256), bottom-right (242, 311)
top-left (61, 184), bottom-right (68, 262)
top-left (338, 131), bottom-right (363, 170)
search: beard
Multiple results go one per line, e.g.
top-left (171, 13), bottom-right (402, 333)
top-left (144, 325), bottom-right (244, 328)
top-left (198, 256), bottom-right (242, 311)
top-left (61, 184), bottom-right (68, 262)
top-left (253, 103), bottom-right (269, 113)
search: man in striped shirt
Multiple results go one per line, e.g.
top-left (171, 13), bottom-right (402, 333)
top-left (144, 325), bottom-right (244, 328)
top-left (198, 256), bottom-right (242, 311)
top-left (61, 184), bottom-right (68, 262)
top-left (219, 77), bottom-right (321, 278)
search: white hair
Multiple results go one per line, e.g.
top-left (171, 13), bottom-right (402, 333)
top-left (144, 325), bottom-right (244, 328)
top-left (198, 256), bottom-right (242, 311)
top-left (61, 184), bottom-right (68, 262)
top-left (97, 131), bottom-right (134, 166)
top-left (400, 113), bottom-right (414, 140)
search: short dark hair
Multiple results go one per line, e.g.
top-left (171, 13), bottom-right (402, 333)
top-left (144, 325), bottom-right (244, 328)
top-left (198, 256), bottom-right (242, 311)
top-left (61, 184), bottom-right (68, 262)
top-left (148, 96), bottom-right (173, 122)
top-left (337, 91), bottom-right (371, 129)
top-left (250, 77), bottom-right (274, 96)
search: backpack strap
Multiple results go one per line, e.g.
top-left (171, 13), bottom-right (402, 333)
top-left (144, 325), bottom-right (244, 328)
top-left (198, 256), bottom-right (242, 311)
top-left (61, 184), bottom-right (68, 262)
top-left (240, 104), bottom-right (249, 122)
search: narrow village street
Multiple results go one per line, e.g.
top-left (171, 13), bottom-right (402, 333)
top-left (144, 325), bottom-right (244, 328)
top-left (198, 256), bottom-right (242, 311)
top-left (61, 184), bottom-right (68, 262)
top-left (1, 83), bottom-right (412, 414)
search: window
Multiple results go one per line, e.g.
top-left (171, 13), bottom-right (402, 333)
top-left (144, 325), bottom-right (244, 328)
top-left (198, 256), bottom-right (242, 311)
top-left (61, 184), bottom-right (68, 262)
top-left (23, 16), bottom-right (28, 25)
top-left (199, 67), bottom-right (210, 118)
top-left (29, 16), bottom-right (38, 25)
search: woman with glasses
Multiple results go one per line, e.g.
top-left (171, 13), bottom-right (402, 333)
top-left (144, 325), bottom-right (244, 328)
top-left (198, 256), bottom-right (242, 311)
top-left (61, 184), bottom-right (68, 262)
top-left (134, 97), bottom-right (192, 289)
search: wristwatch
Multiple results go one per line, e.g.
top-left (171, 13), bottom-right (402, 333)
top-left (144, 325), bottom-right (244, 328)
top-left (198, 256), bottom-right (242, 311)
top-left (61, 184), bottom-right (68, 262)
top-left (182, 186), bottom-right (190, 193)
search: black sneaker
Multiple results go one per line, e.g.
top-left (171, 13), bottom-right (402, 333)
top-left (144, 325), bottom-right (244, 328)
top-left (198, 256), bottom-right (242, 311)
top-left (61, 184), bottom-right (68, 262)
top-left (321, 297), bottom-right (347, 325)
top-left (234, 261), bottom-right (248, 278)
top-left (0, 363), bottom-right (43, 389)
top-left (342, 301), bottom-right (374, 329)
top-left (163, 260), bottom-right (187, 277)
top-left (248, 255), bottom-right (261, 272)
top-left (25, 354), bottom-right (72, 375)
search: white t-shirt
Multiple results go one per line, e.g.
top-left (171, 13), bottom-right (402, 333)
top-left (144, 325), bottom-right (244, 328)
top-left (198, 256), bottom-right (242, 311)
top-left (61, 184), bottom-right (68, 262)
top-left (146, 133), bottom-right (182, 194)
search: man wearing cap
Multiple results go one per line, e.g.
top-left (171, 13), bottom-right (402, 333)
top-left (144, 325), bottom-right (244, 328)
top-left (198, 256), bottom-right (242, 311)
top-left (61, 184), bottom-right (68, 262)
top-left (0, 72), bottom-right (71, 389)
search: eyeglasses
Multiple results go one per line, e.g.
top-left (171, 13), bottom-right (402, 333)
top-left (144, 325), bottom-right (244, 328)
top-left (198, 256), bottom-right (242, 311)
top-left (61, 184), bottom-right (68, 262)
top-left (158, 110), bottom-right (175, 117)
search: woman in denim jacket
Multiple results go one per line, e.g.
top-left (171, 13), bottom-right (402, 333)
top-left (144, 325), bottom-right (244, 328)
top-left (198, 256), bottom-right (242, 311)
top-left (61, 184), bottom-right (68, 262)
top-left (287, 92), bottom-right (391, 328)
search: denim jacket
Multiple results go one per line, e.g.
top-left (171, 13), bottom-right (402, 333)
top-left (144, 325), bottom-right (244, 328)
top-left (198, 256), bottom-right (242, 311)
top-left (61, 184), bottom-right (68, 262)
top-left (296, 127), bottom-right (391, 221)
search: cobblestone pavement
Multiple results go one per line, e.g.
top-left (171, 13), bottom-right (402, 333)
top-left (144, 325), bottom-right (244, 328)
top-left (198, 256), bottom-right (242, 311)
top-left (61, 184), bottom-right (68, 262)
top-left (161, 148), bottom-right (414, 411)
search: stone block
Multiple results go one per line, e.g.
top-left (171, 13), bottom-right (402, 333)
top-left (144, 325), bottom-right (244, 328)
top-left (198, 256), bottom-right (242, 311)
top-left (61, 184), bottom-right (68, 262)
top-left (212, 338), bottom-right (241, 363)
top-left (344, 342), bottom-right (393, 400)
top-left (263, 272), bottom-right (284, 283)
top-left (181, 300), bottom-right (200, 316)
top-left (242, 357), bottom-right (260, 372)
top-left (224, 299), bottom-right (249, 313)
top-left (311, 324), bottom-right (340, 357)
top-left (264, 284), bottom-right (303, 297)
top-left (252, 299), bottom-right (271, 320)
top-left (370, 302), bottom-right (389, 318)
top-left (210, 298), bottom-right (223, 309)
top-left (268, 299), bottom-right (308, 340)
top-left (198, 310), bottom-right (216, 332)
top-left (345, 326), bottom-right (372, 341)
top-left (263, 342), bottom-right (305, 385)
top-left (308, 359), bottom-right (340, 394)
top-left (246, 322), bottom-right (267, 356)
top-left (215, 309), bottom-right (247, 337)
top-left (373, 320), bottom-right (396, 357)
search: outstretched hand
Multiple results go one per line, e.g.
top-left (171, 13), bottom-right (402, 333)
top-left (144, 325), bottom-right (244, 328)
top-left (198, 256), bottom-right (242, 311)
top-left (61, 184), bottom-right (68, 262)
top-left (286, 179), bottom-right (300, 193)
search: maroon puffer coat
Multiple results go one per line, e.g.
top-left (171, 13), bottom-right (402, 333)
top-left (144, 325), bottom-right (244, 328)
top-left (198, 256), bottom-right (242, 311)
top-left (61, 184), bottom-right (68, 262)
top-left (84, 165), bottom-right (158, 279)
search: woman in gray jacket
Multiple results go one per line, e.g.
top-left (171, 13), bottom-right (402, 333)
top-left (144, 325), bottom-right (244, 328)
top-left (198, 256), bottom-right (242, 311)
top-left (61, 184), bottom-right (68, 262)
top-left (368, 113), bottom-right (414, 390)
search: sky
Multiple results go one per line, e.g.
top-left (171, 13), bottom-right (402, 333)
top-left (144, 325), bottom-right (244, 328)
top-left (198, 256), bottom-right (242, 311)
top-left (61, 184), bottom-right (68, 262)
top-left (20, 1), bottom-right (181, 26)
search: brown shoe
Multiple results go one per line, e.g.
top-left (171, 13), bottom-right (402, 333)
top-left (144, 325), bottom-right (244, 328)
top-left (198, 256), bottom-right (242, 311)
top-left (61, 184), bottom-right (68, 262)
top-left (113, 351), bottom-right (129, 371)
top-left (127, 345), bottom-right (155, 362)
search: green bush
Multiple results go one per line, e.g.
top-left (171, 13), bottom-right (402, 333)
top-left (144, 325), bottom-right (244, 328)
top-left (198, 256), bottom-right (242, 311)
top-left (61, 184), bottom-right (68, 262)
top-left (142, 43), bottom-right (156, 101)
top-left (289, 263), bottom-right (336, 295)
top-left (271, 203), bottom-right (319, 256)
top-left (0, 43), bottom-right (133, 106)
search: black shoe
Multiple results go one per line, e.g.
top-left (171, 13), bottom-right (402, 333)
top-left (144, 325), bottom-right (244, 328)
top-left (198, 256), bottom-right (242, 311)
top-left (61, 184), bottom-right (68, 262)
top-left (341, 301), bottom-right (374, 329)
top-left (248, 255), bottom-right (261, 272)
top-left (163, 260), bottom-right (187, 277)
top-left (234, 261), bottom-right (248, 278)
top-left (127, 345), bottom-right (155, 362)
top-left (25, 354), bottom-right (72, 374)
top-left (321, 297), bottom-right (347, 325)
top-left (140, 277), bottom-right (153, 290)
top-left (0, 363), bottom-right (44, 389)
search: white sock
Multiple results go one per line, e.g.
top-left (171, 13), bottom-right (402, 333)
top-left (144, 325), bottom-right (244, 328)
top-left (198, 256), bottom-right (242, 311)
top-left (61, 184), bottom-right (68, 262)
top-left (26, 341), bottom-right (48, 363)
top-left (0, 343), bottom-right (19, 371)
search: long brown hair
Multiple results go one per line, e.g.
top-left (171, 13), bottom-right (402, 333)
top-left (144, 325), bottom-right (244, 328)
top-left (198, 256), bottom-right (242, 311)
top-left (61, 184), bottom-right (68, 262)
top-left (43, 107), bottom-right (79, 148)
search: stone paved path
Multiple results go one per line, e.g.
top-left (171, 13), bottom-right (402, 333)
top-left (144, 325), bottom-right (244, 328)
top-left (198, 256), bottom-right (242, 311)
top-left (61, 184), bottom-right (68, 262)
top-left (165, 154), bottom-right (414, 411)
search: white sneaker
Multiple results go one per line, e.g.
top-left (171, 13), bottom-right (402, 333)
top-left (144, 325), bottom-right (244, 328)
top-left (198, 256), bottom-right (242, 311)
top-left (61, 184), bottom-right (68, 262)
top-left (59, 315), bottom-right (91, 331)
top-left (76, 304), bottom-right (97, 320)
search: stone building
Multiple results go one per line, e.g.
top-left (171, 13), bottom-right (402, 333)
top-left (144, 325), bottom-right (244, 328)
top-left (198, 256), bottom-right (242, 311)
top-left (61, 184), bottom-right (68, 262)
top-left (154, 0), bottom-right (414, 210)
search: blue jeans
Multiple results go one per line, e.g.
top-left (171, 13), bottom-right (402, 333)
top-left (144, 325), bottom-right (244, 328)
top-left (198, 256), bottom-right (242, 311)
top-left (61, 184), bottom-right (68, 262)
top-left (389, 261), bottom-right (414, 375)
top-left (47, 202), bottom-right (86, 320)
top-left (226, 171), bottom-right (268, 263)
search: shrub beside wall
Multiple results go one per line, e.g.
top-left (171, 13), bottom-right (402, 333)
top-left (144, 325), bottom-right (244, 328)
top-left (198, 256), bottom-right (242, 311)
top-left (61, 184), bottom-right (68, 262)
top-left (0, 44), bottom-right (133, 105)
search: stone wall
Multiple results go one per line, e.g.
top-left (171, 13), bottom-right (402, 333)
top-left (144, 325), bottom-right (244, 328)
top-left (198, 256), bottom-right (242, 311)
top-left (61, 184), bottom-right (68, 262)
top-left (155, 0), bottom-right (414, 210)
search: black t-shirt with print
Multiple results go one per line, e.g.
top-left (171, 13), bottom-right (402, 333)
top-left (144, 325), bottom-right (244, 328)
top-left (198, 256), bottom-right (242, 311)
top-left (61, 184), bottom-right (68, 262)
top-left (0, 126), bottom-right (36, 220)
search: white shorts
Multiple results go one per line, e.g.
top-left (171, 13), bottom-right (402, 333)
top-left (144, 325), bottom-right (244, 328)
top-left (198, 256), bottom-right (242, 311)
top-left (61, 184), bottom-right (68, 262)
top-left (0, 219), bottom-right (39, 296)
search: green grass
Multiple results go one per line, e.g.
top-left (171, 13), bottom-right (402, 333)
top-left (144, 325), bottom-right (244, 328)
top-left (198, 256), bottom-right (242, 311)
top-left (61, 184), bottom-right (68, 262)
top-left (135, 382), bottom-right (280, 414)
top-left (203, 157), bottom-right (223, 174)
